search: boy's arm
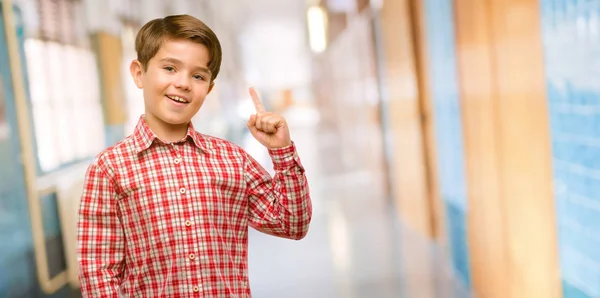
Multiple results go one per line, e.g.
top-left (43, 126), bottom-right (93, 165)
top-left (77, 161), bottom-right (125, 297)
top-left (245, 143), bottom-right (312, 240)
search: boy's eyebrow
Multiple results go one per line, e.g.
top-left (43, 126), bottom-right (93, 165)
top-left (160, 57), bottom-right (211, 74)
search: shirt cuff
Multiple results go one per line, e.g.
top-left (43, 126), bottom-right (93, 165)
top-left (268, 142), bottom-right (304, 171)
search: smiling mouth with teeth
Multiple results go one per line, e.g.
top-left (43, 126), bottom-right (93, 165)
top-left (166, 95), bottom-right (189, 104)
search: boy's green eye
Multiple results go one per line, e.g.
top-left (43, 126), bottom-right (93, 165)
top-left (164, 66), bottom-right (175, 72)
top-left (193, 74), bottom-right (204, 80)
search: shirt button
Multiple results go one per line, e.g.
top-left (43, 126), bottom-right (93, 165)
top-left (193, 286), bottom-right (200, 292)
top-left (180, 188), bottom-right (186, 194)
top-left (174, 158), bottom-right (181, 164)
top-left (189, 253), bottom-right (195, 260)
top-left (185, 220), bottom-right (192, 227)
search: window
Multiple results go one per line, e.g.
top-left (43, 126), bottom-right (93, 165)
top-left (23, 0), bottom-right (105, 173)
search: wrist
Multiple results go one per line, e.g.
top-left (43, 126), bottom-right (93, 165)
top-left (268, 142), bottom-right (298, 169)
top-left (268, 141), bottom-right (292, 150)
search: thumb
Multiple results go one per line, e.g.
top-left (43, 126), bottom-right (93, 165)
top-left (246, 119), bottom-right (268, 145)
top-left (246, 115), bottom-right (261, 136)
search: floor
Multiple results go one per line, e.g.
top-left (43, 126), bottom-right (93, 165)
top-left (246, 174), bottom-right (471, 298)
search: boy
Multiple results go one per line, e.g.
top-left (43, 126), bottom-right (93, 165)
top-left (77, 14), bottom-right (312, 297)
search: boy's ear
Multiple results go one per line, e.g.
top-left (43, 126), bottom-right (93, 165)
top-left (129, 60), bottom-right (144, 89)
top-left (208, 82), bottom-right (215, 94)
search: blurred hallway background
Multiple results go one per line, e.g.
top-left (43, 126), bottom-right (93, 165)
top-left (0, 0), bottom-right (597, 297)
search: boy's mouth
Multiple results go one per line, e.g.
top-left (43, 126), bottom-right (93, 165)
top-left (166, 94), bottom-right (189, 104)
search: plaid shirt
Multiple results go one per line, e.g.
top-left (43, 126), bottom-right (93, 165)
top-left (77, 116), bottom-right (312, 297)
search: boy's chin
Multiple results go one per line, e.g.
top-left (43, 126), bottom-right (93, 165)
top-left (162, 117), bottom-right (192, 126)
top-left (155, 114), bottom-right (192, 126)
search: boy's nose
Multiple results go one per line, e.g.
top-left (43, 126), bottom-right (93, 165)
top-left (173, 76), bottom-right (191, 91)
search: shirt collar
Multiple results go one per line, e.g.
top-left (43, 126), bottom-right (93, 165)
top-left (133, 115), bottom-right (206, 154)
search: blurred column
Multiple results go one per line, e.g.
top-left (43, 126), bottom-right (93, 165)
top-left (407, 0), bottom-right (446, 246)
top-left (374, 1), bottom-right (442, 297)
top-left (311, 0), bottom-right (388, 184)
top-left (453, 2), bottom-right (507, 296)
top-left (414, 0), bottom-right (469, 284)
top-left (454, 0), bottom-right (561, 297)
top-left (377, 0), bottom-right (433, 238)
top-left (83, 0), bottom-right (127, 146)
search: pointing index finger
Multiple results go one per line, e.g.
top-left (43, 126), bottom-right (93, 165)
top-left (249, 87), bottom-right (266, 113)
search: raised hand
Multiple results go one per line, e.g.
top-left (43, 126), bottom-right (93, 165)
top-left (246, 87), bottom-right (292, 149)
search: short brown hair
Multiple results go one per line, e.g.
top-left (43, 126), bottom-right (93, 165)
top-left (135, 14), bottom-right (222, 81)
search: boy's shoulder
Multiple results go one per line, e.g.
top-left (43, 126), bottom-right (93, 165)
top-left (194, 131), bottom-right (246, 155)
top-left (88, 134), bottom-right (138, 171)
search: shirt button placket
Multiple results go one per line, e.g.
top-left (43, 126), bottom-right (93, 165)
top-left (172, 145), bottom-right (200, 295)
top-left (174, 152), bottom-right (186, 196)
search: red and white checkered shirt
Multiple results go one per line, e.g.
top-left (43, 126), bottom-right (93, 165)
top-left (77, 116), bottom-right (312, 297)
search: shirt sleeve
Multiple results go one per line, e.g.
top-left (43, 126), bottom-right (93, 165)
top-left (245, 142), bottom-right (313, 240)
top-left (77, 160), bottom-right (125, 297)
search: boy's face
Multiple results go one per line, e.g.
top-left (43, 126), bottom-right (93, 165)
top-left (130, 38), bottom-right (214, 127)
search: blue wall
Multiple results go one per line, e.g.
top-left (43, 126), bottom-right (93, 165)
top-left (541, 1), bottom-right (600, 297)
top-left (0, 3), bottom-right (75, 297)
top-left (424, 0), bottom-right (471, 287)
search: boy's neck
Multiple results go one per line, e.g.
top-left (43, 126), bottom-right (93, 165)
top-left (144, 114), bottom-right (189, 143)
